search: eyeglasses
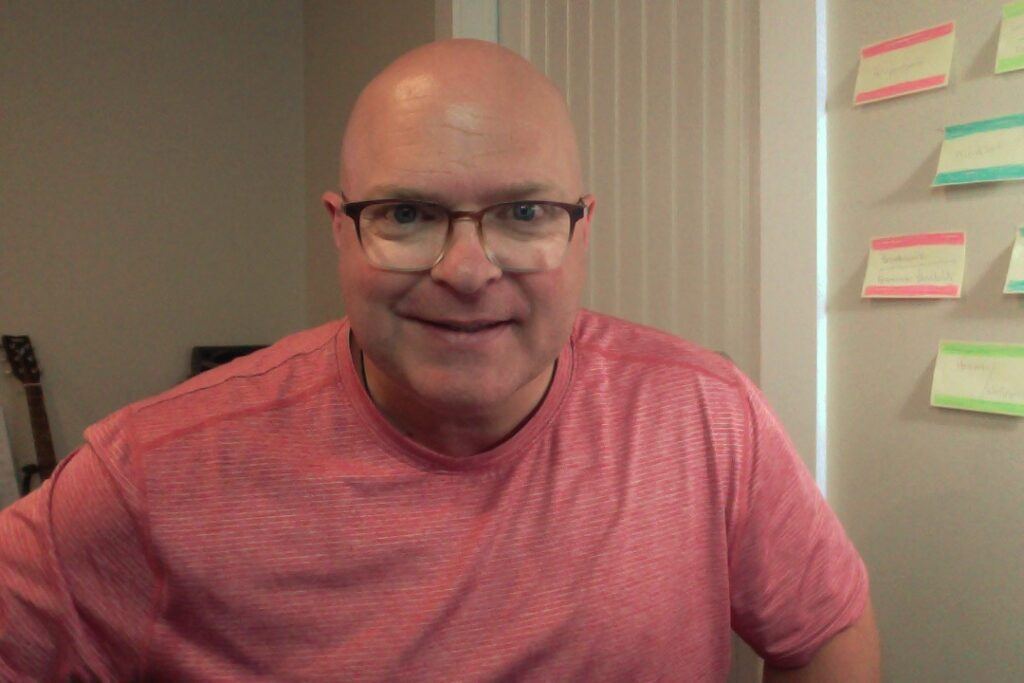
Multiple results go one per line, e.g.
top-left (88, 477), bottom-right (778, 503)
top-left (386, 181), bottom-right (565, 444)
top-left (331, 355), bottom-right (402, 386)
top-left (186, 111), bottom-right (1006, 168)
top-left (341, 197), bottom-right (588, 273)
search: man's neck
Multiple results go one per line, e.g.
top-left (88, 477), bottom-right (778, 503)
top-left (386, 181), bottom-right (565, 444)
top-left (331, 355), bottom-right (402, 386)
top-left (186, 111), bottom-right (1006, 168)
top-left (353, 342), bottom-right (554, 458)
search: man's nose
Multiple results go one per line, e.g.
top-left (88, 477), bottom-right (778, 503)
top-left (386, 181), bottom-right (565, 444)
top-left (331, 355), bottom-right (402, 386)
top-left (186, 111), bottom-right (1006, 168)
top-left (430, 218), bottom-right (503, 293)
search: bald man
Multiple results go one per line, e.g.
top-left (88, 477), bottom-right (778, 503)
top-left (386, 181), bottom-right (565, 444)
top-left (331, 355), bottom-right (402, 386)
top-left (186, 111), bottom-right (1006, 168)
top-left (0, 40), bottom-right (878, 681)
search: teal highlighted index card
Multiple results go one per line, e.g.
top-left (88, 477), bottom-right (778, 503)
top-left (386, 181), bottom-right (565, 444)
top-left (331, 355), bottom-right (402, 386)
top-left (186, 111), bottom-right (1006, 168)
top-left (931, 340), bottom-right (1024, 417)
top-left (1005, 227), bottom-right (1024, 294)
top-left (933, 113), bottom-right (1024, 186)
top-left (996, 1), bottom-right (1024, 74)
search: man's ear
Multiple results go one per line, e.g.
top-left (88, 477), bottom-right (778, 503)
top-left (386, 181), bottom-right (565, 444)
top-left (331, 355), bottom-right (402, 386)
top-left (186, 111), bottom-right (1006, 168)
top-left (322, 191), bottom-right (342, 216)
top-left (577, 194), bottom-right (596, 249)
top-left (322, 191), bottom-right (344, 250)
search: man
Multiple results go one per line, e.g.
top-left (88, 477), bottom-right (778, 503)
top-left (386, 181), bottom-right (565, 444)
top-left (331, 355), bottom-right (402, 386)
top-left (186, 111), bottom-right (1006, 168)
top-left (0, 39), bottom-right (879, 681)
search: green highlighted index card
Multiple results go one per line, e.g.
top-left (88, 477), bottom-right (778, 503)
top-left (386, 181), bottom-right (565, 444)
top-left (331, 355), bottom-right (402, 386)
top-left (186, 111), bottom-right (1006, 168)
top-left (931, 341), bottom-right (1024, 417)
top-left (996, 1), bottom-right (1024, 74)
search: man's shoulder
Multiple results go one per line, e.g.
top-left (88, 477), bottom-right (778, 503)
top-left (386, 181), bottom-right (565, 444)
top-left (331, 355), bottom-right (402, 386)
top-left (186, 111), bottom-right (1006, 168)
top-left (572, 309), bottom-right (740, 388)
top-left (137, 320), bottom-right (343, 409)
top-left (86, 320), bottom-right (346, 452)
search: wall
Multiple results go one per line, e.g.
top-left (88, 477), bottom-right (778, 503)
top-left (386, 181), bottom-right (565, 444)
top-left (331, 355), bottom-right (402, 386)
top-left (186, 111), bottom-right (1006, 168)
top-left (758, 0), bottom-right (824, 475)
top-left (828, 1), bottom-right (1024, 679)
top-left (0, 2), bottom-right (306, 470)
top-left (303, 0), bottom-right (437, 327)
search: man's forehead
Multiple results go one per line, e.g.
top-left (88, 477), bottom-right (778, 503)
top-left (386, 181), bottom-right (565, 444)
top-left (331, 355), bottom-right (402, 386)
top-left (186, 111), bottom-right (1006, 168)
top-left (342, 44), bottom-right (583, 204)
top-left (349, 107), bottom-right (574, 203)
top-left (369, 99), bottom-right (549, 147)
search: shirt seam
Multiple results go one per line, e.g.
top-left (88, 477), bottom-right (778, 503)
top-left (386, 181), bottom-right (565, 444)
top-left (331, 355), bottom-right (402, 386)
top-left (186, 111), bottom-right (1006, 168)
top-left (123, 410), bottom-right (165, 678)
top-left (136, 375), bottom-right (340, 453)
top-left (725, 372), bottom-right (755, 578)
top-left (572, 340), bottom-right (741, 388)
top-left (43, 452), bottom-right (111, 679)
top-left (133, 326), bottom-right (340, 415)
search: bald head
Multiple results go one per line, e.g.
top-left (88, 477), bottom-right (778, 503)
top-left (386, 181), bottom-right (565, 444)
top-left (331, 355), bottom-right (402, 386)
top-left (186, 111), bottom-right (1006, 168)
top-left (339, 39), bottom-right (583, 202)
top-left (326, 40), bottom-right (596, 435)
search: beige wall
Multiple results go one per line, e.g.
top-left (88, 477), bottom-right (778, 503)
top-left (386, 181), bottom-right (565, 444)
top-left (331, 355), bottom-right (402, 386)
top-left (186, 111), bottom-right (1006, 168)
top-left (303, 0), bottom-right (436, 327)
top-left (0, 2), bottom-right (306, 469)
top-left (0, 0), bottom-right (438, 477)
top-left (828, 1), bottom-right (1024, 679)
top-left (758, 0), bottom-right (823, 475)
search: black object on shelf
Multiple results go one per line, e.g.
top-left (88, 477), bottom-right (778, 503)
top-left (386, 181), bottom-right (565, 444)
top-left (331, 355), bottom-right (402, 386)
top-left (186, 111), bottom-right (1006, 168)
top-left (20, 464), bottom-right (40, 496)
top-left (190, 346), bottom-right (267, 377)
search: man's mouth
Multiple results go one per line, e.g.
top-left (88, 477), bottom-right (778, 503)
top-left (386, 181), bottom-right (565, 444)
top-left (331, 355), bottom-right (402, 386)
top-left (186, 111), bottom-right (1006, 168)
top-left (409, 317), bottom-right (512, 333)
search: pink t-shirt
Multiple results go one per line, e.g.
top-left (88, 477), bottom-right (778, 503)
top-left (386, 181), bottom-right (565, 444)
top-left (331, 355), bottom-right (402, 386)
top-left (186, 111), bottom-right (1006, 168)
top-left (0, 310), bottom-right (867, 681)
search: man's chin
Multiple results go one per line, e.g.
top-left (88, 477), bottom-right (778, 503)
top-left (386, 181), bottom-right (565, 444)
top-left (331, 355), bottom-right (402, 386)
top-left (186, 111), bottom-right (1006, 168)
top-left (409, 376), bottom-right (519, 414)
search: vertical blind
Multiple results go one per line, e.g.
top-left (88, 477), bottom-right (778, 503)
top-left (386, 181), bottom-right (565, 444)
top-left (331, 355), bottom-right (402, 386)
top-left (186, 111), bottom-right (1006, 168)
top-left (499, 0), bottom-right (760, 379)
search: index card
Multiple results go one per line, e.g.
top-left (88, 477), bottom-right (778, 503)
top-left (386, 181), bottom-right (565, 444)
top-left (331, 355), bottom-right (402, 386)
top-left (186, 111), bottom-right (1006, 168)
top-left (996, 1), bottom-right (1024, 74)
top-left (933, 113), bottom-right (1024, 186)
top-left (862, 232), bottom-right (966, 298)
top-left (854, 22), bottom-right (955, 105)
top-left (1005, 227), bottom-right (1024, 294)
top-left (932, 341), bottom-right (1024, 417)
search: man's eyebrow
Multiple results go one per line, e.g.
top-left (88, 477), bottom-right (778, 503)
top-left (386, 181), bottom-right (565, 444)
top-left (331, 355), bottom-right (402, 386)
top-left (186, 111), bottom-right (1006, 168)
top-left (361, 183), bottom-right (559, 205)
top-left (484, 183), bottom-right (558, 202)
top-left (361, 186), bottom-right (445, 203)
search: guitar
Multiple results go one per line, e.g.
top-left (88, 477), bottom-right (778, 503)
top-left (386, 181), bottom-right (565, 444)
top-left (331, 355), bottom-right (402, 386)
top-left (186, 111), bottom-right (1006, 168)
top-left (1, 335), bottom-right (58, 495)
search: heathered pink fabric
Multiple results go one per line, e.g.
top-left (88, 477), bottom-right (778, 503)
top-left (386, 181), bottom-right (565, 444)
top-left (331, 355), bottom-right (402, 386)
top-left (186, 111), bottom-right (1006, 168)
top-left (0, 310), bottom-right (867, 681)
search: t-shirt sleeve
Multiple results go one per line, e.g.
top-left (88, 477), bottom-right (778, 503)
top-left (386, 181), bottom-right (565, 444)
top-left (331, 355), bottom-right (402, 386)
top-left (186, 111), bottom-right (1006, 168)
top-left (0, 441), bottom-right (158, 681)
top-left (727, 375), bottom-right (869, 669)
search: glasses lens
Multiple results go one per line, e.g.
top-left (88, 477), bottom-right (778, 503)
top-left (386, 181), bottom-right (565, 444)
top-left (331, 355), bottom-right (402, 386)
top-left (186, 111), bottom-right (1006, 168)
top-left (359, 201), bottom-right (448, 270)
top-left (481, 202), bottom-right (572, 272)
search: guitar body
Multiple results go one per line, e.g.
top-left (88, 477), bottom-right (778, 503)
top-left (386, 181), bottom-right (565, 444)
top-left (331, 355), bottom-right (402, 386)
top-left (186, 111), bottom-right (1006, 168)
top-left (1, 335), bottom-right (58, 495)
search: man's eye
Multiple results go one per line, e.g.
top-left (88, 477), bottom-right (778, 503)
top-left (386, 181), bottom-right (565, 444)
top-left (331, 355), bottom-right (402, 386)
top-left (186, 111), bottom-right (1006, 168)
top-left (511, 203), bottom-right (538, 221)
top-left (391, 204), bottom-right (420, 224)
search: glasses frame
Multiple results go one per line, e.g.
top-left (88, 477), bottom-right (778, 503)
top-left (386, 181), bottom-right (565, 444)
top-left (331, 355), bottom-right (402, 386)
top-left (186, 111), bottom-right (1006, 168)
top-left (340, 196), bottom-right (589, 273)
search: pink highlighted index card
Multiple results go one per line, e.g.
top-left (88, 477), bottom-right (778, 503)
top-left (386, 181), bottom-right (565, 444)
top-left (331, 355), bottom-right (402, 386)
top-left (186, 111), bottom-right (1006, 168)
top-left (862, 232), bottom-right (966, 298)
top-left (854, 22), bottom-right (955, 105)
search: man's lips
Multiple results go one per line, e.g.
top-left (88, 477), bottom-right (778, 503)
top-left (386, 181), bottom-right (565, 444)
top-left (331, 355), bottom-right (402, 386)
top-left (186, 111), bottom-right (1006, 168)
top-left (404, 316), bottom-right (514, 333)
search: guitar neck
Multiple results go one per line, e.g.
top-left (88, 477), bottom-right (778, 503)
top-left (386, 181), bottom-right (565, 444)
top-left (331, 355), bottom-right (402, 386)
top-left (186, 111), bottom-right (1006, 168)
top-left (24, 384), bottom-right (57, 475)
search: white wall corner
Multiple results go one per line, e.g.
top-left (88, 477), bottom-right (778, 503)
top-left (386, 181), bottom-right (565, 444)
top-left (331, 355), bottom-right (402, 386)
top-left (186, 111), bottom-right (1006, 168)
top-left (435, 0), bottom-right (454, 40)
top-left (437, 0), bottom-right (499, 42)
top-left (758, 0), bottom-right (824, 481)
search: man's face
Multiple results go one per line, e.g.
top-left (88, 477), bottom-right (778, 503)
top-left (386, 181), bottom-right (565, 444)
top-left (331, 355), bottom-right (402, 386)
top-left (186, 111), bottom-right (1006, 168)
top-left (332, 79), bottom-right (593, 414)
